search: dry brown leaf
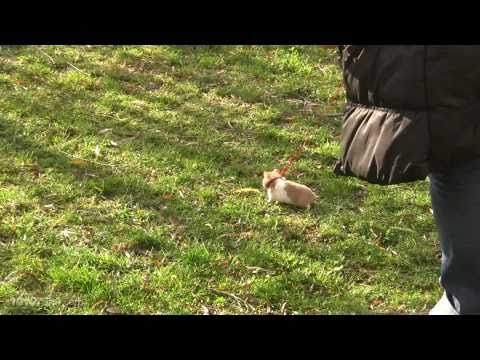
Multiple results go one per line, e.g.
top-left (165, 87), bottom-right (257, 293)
top-left (234, 188), bottom-right (261, 194)
top-left (91, 300), bottom-right (106, 311)
top-left (162, 193), bottom-right (174, 201)
top-left (70, 159), bottom-right (88, 167)
top-left (370, 299), bottom-right (384, 309)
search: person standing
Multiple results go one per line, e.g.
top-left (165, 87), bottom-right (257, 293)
top-left (330, 45), bottom-right (480, 315)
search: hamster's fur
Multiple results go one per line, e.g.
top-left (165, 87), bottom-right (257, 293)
top-left (262, 169), bottom-right (317, 208)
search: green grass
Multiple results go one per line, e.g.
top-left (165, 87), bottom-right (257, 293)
top-left (0, 45), bottom-right (441, 314)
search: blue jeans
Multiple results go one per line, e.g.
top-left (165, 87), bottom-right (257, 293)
top-left (430, 158), bottom-right (480, 314)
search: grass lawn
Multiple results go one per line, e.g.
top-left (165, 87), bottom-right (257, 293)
top-left (0, 45), bottom-right (441, 314)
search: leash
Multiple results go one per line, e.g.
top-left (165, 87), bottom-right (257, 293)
top-left (278, 141), bottom-right (308, 177)
top-left (264, 141), bottom-right (310, 189)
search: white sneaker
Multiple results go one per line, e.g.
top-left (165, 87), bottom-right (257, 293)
top-left (429, 293), bottom-right (459, 315)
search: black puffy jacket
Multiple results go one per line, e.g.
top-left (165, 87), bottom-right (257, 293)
top-left (333, 45), bottom-right (480, 185)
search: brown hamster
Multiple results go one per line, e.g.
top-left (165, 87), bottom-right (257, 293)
top-left (262, 169), bottom-right (317, 208)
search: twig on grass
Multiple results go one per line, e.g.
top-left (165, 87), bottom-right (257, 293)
top-left (36, 47), bottom-right (89, 75)
top-left (57, 149), bottom-right (120, 169)
top-left (65, 61), bottom-right (89, 76)
top-left (37, 48), bottom-right (56, 64)
top-left (210, 288), bottom-right (256, 312)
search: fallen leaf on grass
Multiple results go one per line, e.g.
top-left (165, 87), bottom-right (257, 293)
top-left (246, 266), bottom-right (273, 274)
top-left (98, 128), bottom-right (112, 135)
top-left (162, 193), bottom-right (174, 201)
top-left (91, 300), bottom-right (106, 311)
top-left (234, 188), bottom-right (261, 194)
top-left (370, 299), bottom-right (384, 310)
top-left (70, 159), bottom-right (88, 167)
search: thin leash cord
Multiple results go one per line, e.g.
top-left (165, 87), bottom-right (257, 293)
top-left (278, 141), bottom-right (308, 177)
